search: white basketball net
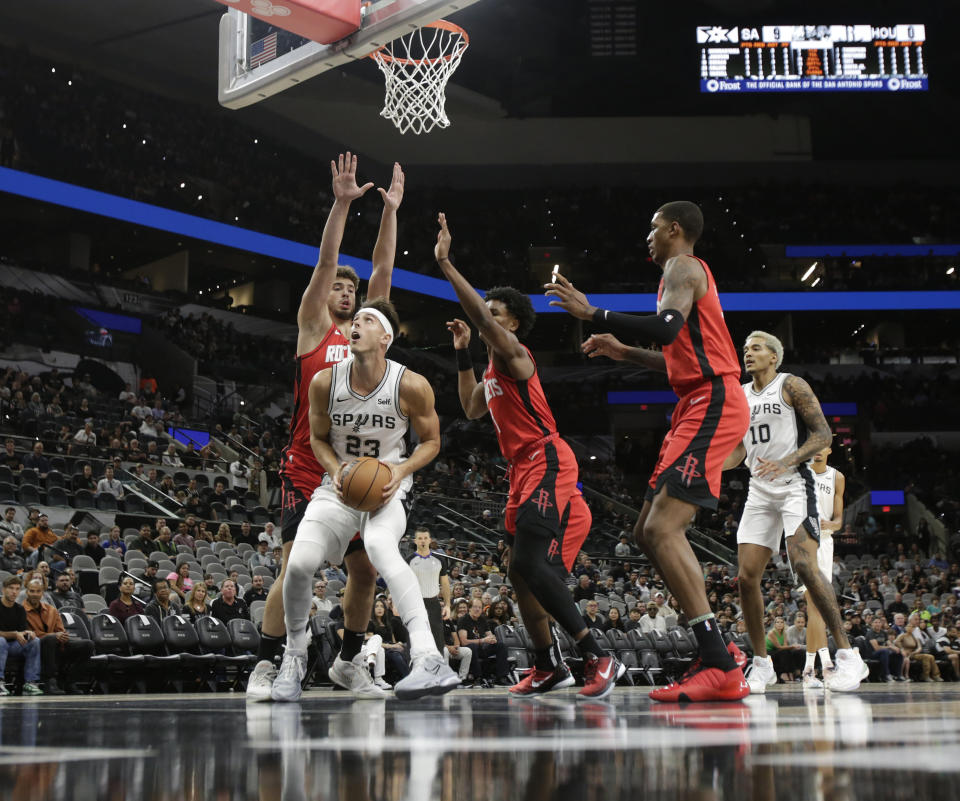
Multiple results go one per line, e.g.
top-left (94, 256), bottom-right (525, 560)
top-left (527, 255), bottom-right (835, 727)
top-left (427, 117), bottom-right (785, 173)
top-left (371, 21), bottom-right (469, 136)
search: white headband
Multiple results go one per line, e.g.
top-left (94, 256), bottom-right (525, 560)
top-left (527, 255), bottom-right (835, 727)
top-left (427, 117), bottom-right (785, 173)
top-left (356, 307), bottom-right (394, 348)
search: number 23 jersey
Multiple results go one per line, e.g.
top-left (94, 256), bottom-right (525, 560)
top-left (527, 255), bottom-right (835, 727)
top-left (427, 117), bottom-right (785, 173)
top-left (326, 357), bottom-right (412, 495)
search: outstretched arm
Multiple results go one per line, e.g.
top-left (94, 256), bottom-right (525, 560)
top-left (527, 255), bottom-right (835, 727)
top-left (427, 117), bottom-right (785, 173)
top-left (754, 376), bottom-right (833, 480)
top-left (582, 333), bottom-right (667, 372)
top-left (434, 213), bottom-right (533, 379)
top-left (545, 255), bottom-right (705, 345)
top-left (368, 162), bottom-right (404, 300)
top-left (298, 153), bottom-right (373, 350)
top-left (447, 318), bottom-right (488, 419)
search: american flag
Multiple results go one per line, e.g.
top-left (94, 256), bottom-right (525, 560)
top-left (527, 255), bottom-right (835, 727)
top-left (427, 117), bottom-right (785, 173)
top-left (249, 32), bottom-right (278, 68)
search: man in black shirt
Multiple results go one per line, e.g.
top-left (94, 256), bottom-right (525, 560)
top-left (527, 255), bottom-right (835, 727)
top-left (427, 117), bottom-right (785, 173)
top-left (236, 521), bottom-right (258, 550)
top-left (144, 579), bottom-right (176, 623)
top-left (886, 593), bottom-right (910, 621)
top-left (243, 575), bottom-right (269, 605)
top-left (457, 599), bottom-right (510, 686)
top-left (83, 532), bottom-right (106, 565)
top-left (129, 525), bottom-right (156, 556)
top-left (21, 442), bottom-right (51, 478)
top-left (0, 440), bottom-right (22, 470)
top-left (56, 524), bottom-right (85, 562)
top-left (573, 574), bottom-right (597, 603)
top-left (212, 580), bottom-right (250, 624)
top-left (0, 576), bottom-right (43, 695)
top-left (50, 572), bottom-right (85, 611)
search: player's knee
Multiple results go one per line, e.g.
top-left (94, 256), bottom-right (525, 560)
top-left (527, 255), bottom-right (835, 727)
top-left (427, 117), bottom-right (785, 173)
top-left (737, 566), bottom-right (762, 591)
top-left (284, 553), bottom-right (315, 586)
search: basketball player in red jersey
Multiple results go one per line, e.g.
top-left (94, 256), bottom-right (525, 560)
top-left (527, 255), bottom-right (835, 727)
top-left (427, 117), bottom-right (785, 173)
top-left (436, 213), bottom-right (624, 700)
top-left (247, 153), bottom-right (405, 701)
top-left (546, 201), bottom-right (750, 702)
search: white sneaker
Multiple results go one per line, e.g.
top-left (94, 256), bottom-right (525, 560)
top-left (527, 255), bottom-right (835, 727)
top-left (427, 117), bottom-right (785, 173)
top-left (745, 655), bottom-right (777, 694)
top-left (824, 648), bottom-right (865, 692)
top-left (246, 660), bottom-right (278, 703)
top-left (329, 654), bottom-right (388, 699)
top-left (802, 668), bottom-right (824, 690)
top-left (271, 650), bottom-right (308, 702)
top-left (394, 653), bottom-right (461, 700)
top-left (373, 676), bottom-right (392, 690)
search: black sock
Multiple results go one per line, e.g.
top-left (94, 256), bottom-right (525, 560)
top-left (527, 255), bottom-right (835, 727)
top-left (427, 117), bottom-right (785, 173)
top-left (576, 631), bottom-right (607, 660)
top-left (257, 633), bottom-right (285, 664)
top-left (340, 629), bottom-right (366, 662)
top-left (534, 639), bottom-right (563, 671)
top-left (691, 615), bottom-right (735, 669)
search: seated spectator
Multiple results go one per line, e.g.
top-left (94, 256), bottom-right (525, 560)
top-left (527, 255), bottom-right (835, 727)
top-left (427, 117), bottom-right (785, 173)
top-left (55, 524), bottom-right (84, 563)
top-left (214, 523), bottom-right (234, 545)
top-left (443, 614), bottom-right (472, 685)
top-left (229, 457), bottom-right (249, 491)
top-left (166, 563), bottom-right (193, 603)
top-left (248, 536), bottom-right (273, 570)
top-left (154, 526), bottom-right (177, 558)
top-left (262, 521), bottom-right (280, 549)
top-left (183, 583), bottom-right (211, 622)
top-left (638, 602), bottom-right (667, 635)
top-left (488, 600), bottom-right (513, 628)
top-left (457, 599), bottom-right (510, 686)
top-left (211, 579), bottom-right (249, 623)
top-left (0, 507), bottom-right (24, 543)
top-left (235, 521), bottom-right (257, 549)
top-left (107, 577), bottom-right (144, 624)
top-left (172, 521), bottom-right (194, 550)
top-left (0, 575), bottom-right (43, 696)
top-left (604, 606), bottom-right (626, 632)
top-left (49, 572), bottom-right (85, 611)
top-left (614, 534), bottom-right (632, 557)
top-left (23, 577), bottom-right (93, 694)
top-left (624, 605), bottom-right (644, 632)
top-left (0, 537), bottom-right (24, 574)
top-left (72, 422), bottom-right (97, 449)
top-left (866, 616), bottom-right (904, 682)
top-left (895, 620), bottom-right (943, 682)
top-left (323, 562), bottom-right (347, 584)
top-left (0, 440), bottom-right (22, 470)
top-left (162, 444), bottom-right (183, 467)
top-left (366, 597), bottom-right (409, 687)
top-left (131, 398), bottom-right (151, 421)
top-left (22, 513), bottom-right (57, 567)
top-left (22, 442), bottom-right (51, 478)
top-left (243, 574), bottom-right (268, 605)
top-left (181, 443), bottom-right (202, 469)
top-left (573, 574), bottom-right (596, 603)
top-left (118, 383), bottom-right (136, 404)
top-left (145, 441), bottom-right (161, 464)
top-left (129, 525), bottom-right (156, 556)
top-left (104, 525), bottom-right (127, 555)
top-left (652, 592), bottom-right (679, 628)
top-left (582, 600), bottom-right (604, 630)
top-left (95, 465), bottom-right (124, 500)
top-left (311, 580), bottom-right (333, 617)
top-left (72, 464), bottom-right (97, 493)
top-left (144, 579), bottom-right (177, 623)
top-left (82, 531), bottom-right (106, 565)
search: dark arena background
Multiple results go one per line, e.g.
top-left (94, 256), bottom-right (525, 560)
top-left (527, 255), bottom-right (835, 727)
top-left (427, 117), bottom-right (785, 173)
top-left (1, 1), bottom-right (960, 799)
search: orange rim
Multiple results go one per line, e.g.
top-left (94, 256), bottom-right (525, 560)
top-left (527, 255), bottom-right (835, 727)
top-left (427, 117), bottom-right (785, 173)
top-left (369, 19), bottom-right (469, 67)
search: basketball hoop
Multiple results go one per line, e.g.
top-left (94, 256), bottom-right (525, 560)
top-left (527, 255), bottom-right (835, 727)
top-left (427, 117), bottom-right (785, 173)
top-left (369, 20), bottom-right (469, 135)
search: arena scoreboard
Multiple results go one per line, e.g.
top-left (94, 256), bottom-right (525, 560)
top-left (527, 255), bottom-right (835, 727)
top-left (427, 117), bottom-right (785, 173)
top-left (698, 24), bottom-right (927, 93)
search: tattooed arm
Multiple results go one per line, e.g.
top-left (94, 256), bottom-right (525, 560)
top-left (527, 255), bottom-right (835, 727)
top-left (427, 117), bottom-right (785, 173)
top-left (753, 375), bottom-right (832, 480)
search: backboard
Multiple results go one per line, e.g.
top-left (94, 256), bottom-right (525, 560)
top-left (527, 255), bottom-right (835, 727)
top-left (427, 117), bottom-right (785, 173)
top-left (218, 0), bottom-right (483, 109)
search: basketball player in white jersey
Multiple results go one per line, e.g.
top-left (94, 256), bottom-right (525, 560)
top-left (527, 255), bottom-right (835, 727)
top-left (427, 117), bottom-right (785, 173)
top-left (248, 154), bottom-right (404, 701)
top-left (271, 298), bottom-right (459, 701)
top-left (801, 445), bottom-right (846, 687)
top-left (724, 331), bottom-right (865, 692)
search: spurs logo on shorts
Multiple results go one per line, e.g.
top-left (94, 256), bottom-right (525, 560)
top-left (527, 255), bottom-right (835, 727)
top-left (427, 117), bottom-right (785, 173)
top-left (675, 452), bottom-right (702, 487)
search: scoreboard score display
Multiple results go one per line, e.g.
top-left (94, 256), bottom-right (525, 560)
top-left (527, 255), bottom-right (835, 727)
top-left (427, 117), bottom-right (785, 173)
top-left (698, 24), bottom-right (928, 93)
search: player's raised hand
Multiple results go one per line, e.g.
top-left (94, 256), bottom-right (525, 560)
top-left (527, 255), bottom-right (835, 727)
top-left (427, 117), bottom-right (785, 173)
top-left (582, 333), bottom-right (627, 361)
top-left (331, 151), bottom-right (374, 203)
top-left (435, 212), bottom-right (452, 262)
top-left (446, 318), bottom-right (471, 349)
top-left (544, 273), bottom-right (596, 320)
top-left (377, 162), bottom-right (405, 211)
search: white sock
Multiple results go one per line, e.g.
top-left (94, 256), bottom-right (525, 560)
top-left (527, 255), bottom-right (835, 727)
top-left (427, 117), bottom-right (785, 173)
top-left (818, 647), bottom-right (833, 669)
top-left (364, 510), bottom-right (437, 660)
top-left (804, 651), bottom-right (817, 672)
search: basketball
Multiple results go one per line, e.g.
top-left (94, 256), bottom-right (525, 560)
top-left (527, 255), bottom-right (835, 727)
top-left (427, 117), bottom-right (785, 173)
top-left (340, 456), bottom-right (391, 511)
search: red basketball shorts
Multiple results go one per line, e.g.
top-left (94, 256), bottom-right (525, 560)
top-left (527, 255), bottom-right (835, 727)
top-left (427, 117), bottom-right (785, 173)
top-left (646, 375), bottom-right (749, 511)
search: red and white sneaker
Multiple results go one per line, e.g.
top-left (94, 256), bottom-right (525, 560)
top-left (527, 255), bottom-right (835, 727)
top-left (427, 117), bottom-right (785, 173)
top-left (727, 641), bottom-right (747, 670)
top-left (577, 654), bottom-right (625, 700)
top-left (509, 663), bottom-right (575, 696)
top-left (649, 661), bottom-right (749, 703)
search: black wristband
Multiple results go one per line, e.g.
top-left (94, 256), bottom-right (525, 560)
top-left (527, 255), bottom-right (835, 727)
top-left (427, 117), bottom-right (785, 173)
top-left (456, 349), bottom-right (473, 371)
top-left (591, 307), bottom-right (607, 324)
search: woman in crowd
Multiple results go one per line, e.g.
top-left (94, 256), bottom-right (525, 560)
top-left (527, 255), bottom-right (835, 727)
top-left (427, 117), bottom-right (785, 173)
top-left (766, 616), bottom-right (803, 683)
top-left (108, 576), bottom-right (144, 623)
top-left (604, 605), bottom-right (625, 633)
top-left (488, 600), bottom-right (513, 628)
top-left (895, 620), bottom-right (943, 682)
top-left (215, 523), bottom-right (233, 544)
top-left (183, 583), bottom-right (210, 622)
top-left (367, 597), bottom-right (409, 684)
top-left (166, 562), bottom-right (193, 603)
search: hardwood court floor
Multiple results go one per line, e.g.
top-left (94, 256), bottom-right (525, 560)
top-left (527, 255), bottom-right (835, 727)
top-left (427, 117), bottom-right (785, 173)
top-left (1, 684), bottom-right (959, 800)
